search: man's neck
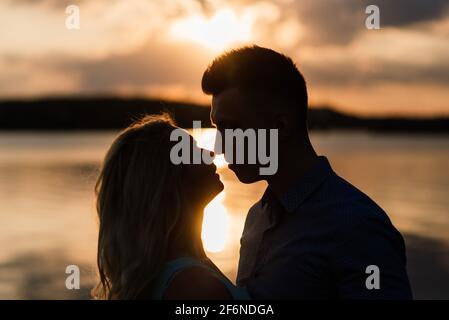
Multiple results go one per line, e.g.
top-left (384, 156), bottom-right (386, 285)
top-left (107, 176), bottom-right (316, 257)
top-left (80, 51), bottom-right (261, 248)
top-left (266, 144), bottom-right (318, 199)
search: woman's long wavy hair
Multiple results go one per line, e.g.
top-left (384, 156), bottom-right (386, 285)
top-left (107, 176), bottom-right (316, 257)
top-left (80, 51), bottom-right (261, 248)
top-left (92, 113), bottom-right (207, 299)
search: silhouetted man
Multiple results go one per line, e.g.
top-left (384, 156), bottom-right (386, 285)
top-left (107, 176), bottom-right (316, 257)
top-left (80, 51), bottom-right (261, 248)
top-left (201, 45), bottom-right (412, 299)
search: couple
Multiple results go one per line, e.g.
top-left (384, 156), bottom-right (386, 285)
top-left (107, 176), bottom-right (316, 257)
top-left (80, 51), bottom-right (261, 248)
top-left (92, 46), bottom-right (412, 300)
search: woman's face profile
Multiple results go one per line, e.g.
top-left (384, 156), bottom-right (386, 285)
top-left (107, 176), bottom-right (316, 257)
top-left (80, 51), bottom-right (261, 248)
top-left (183, 137), bottom-right (224, 206)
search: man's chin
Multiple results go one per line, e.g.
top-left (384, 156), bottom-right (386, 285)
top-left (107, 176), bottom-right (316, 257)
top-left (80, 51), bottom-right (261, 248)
top-left (229, 165), bottom-right (261, 184)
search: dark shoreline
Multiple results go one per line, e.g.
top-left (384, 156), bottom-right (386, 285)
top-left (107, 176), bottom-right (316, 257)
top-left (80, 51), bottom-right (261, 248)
top-left (1, 96), bottom-right (448, 133)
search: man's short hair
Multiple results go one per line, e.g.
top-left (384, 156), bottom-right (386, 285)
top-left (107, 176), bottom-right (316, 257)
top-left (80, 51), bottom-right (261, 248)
top-left (202, 45), bottom-right (308, 124)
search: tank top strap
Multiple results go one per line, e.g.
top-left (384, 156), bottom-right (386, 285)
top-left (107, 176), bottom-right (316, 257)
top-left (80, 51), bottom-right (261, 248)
top-left (152, 257), bottom-right (250, 300)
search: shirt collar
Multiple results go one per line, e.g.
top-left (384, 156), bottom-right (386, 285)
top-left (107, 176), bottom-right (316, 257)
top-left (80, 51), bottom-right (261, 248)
top-left (261, 156), bottom-right (333, 213)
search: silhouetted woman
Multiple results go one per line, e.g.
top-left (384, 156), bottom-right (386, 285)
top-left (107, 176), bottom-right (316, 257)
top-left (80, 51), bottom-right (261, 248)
top-left (92, 113), bottom-right (249, 300)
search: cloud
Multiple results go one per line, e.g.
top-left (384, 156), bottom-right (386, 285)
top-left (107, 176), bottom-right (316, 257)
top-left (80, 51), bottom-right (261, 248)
top-left (1, 0), bottom-right (448, 115)
top-left (8, 0), bottom-right (87, 9)
top-left (4, 39), bottom-right (219, 101)
top-left (285, 0), bottom-right (449, 46)
top-left (0, 0), bottom-right (197, 57)
top-left (302, 59), bottom-right (449, 87)
top-left (297, 27), bottom-right (449, 87)
top-left (0, 39), bottom-right (213, 100)
top-left (62, 42), bottom-right (213, 90)
top-left (0, 55), bottom-right (80, 98)
top-left (371, 0), bottom-right (449, 26)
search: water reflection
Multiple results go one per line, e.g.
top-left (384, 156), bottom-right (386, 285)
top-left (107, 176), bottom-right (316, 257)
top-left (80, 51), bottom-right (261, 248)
top-left (192, 127), bottom-right (230, 253)
top-left (0, 130), bottom-right (449, 298)
top-left (0, 250), bottom-right (95, 299)
top-left (202, 192), bottom-right (229, 253)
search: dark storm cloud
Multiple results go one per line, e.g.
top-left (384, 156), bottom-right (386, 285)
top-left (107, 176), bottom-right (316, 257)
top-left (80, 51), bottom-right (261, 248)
top-left (370, 0), bottom-right (449, 26)
top-left (302, 59), bottom-right (449, 86)
top-left (289, 0), bottom-right (449, 45)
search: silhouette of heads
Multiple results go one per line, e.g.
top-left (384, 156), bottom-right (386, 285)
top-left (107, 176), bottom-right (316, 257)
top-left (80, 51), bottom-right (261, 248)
top-left (202, 45), bottom-right (309, 183)
top-left (202, 45), bottom-right (308, 128)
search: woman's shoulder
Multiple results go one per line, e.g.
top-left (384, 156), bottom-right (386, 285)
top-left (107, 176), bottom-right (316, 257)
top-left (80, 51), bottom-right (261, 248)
top-left (152, 257), bottom-right (250, 300)
top-left (162, 265), bottom-right (233, 300)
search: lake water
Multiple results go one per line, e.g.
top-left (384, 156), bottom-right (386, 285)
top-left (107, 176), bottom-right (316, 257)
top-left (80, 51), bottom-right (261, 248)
top-left (0, 130), bottom-right (448, 299)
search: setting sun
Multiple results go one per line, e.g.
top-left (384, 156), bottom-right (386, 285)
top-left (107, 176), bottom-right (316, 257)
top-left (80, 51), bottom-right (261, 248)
top-left (169, 8), bottom-right (253, 52)
top-left (201, 192), bottom-right (229, 253)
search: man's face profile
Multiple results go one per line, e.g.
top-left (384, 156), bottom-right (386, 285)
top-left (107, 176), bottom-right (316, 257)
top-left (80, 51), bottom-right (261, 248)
top-left (211, 88), bottom-right (275, 183)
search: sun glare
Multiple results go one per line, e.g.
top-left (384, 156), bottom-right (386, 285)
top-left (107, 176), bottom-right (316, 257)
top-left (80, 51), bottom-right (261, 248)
top-left (169, 8), bottom-right (253, 52)
top-left (202, 192), bottom-right (229, 253)
top-left (191, 128), bottom-right (228, 168)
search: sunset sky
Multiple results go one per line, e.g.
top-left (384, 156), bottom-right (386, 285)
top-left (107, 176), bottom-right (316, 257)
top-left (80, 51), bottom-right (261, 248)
top-left (1, 0), bottom-right (448, 116)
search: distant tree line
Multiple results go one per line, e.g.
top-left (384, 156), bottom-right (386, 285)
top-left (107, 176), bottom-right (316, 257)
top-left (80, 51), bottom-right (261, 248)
top-left (0, 97), bottom-right (448, 133)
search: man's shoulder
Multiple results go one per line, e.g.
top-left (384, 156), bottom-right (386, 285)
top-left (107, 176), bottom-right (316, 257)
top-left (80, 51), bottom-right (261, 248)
top-left (324, 173), bottom-right (390, 221)
top-left (308, 173), bottom-right (400, 240)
